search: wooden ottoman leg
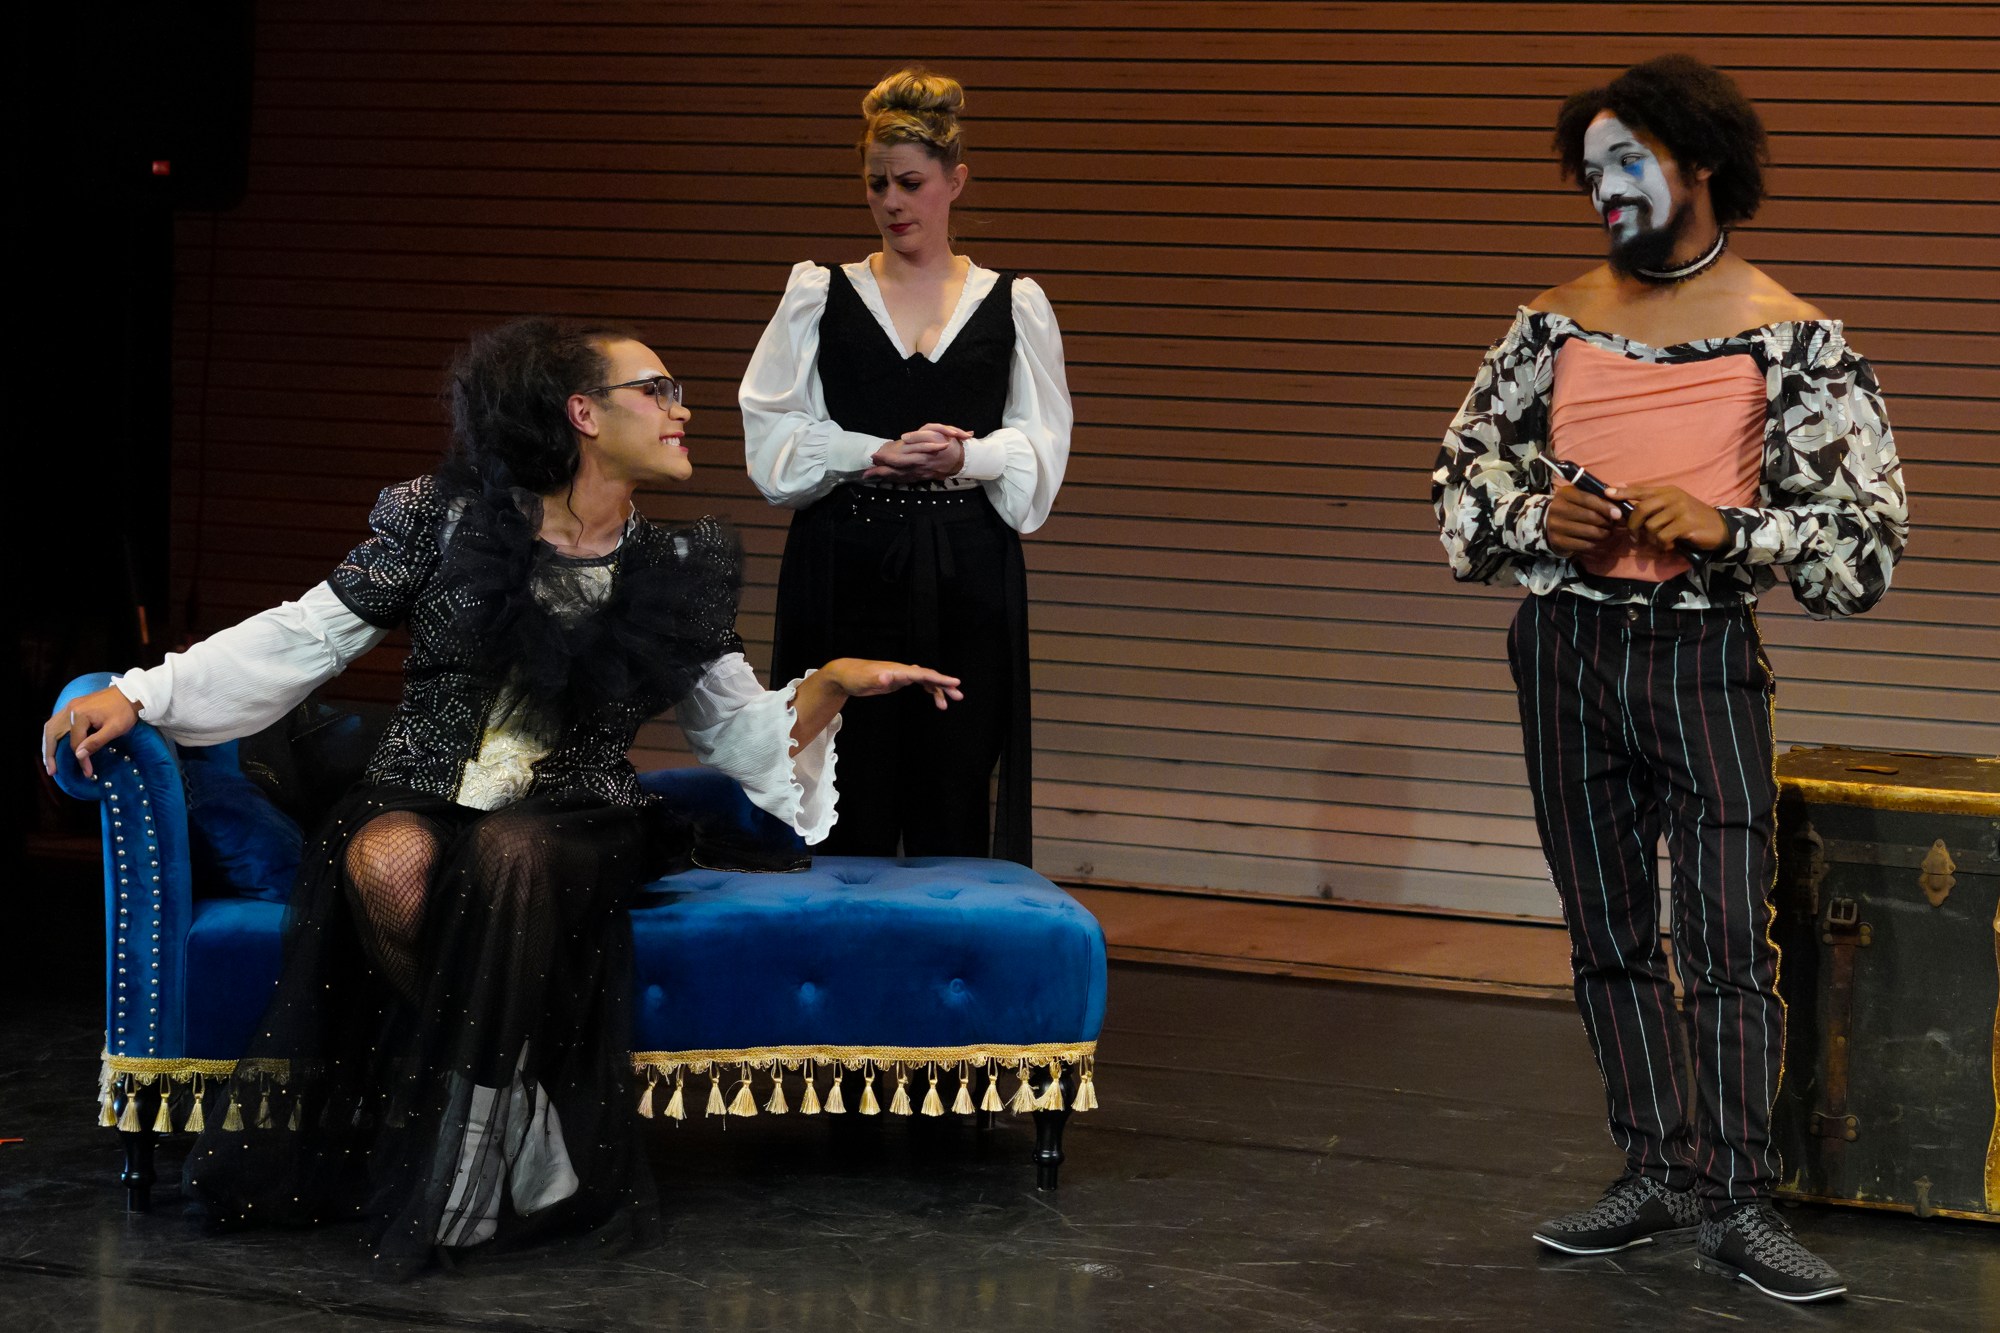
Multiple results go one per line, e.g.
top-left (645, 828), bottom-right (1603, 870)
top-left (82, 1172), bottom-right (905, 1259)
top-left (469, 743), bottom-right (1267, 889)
top-left (115, 1080), bottom-right (160, 1213)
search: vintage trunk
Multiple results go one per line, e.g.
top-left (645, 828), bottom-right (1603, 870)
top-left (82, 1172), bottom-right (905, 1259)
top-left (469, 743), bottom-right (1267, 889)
top-left (1770, 746), bottom-right (2000, 1222)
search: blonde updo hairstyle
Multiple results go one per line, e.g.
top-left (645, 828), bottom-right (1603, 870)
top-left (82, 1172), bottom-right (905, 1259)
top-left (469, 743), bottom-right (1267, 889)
top-left (859, 67), bottom-right (965, 168)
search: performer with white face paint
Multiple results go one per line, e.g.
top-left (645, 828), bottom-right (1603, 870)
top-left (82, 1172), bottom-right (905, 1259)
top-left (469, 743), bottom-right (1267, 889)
top-left (1432, 55), bottom-right (1906, 1304)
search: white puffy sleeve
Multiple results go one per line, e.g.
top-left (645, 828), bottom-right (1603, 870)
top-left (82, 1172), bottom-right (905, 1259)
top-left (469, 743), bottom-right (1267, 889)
top-left (112, 582), bottom-right (389, 747)
top-left (740, 261), bottom-right (889, 509)
top-left (673, 651), bottom-right (840, 844)
top-left (954, 276), bottom-right (1073, 533)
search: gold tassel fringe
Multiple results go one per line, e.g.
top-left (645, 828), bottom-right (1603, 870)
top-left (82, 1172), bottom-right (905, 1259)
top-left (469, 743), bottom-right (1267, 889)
top-left (95, 1046), bottom-right (1103, 1134)
top-left (1009, 1066), bottom-right (1037, 1115)
top-left (729, 1066), bottom-right (758, 1117)
top-left (1074, 1065), bottom-right (1099, 1112)
top-left (116, 1077), bottom-right (142, 1133)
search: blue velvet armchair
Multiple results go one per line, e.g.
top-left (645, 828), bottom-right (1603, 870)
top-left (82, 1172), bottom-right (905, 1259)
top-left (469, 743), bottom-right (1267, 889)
top-left (50, 673), bottom-right (1109, 1210)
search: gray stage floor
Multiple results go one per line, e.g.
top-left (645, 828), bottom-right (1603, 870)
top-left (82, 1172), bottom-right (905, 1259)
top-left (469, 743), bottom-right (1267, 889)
top-left (3, 964), bottom-right (1993, 1331)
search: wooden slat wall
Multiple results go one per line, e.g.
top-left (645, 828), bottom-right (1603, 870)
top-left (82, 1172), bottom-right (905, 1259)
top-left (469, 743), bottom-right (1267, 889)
top-left (171, 2), bottom-right (1999, 921)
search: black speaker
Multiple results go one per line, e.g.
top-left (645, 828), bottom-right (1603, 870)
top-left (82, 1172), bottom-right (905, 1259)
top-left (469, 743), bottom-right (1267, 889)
top-left (17, 3), bottom-right (255, 674)
top-left (160, 2), bottom-right (255, 212)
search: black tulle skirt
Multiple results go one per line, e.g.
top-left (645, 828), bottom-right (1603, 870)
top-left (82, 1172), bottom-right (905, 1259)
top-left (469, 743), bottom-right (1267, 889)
top-left (182, 783), bottom-right (684, 1278)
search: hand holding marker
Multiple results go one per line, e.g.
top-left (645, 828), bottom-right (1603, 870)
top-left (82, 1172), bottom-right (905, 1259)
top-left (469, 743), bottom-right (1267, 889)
top-left (1536, 454), bottom-right (1708, 569)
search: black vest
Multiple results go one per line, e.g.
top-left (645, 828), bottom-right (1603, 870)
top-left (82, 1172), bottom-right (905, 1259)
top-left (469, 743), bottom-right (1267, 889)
top-left (816, 263), bottom-right (1016, 441)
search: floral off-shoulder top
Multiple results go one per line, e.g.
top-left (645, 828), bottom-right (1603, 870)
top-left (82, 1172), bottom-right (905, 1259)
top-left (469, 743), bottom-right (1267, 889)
top-left (1431, 307), bottom-right (1908, 618)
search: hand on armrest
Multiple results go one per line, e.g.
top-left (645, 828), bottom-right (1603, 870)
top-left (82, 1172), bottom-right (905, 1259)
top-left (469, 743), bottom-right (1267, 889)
top-left (42, 685), bottom-right (140, 781)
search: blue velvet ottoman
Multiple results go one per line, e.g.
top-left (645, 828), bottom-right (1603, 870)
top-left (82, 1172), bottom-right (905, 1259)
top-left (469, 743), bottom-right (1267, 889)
top-left (51, 673), bottom-right (1109, 1209)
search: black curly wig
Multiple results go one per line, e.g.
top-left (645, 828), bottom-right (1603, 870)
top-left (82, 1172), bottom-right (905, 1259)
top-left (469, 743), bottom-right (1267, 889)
top-left (430, 316), bottom-right (732, 734)
top-left (441, 316), bottom-right (641, 495)
top-left (1554, 54), bottom-right (1768, 227)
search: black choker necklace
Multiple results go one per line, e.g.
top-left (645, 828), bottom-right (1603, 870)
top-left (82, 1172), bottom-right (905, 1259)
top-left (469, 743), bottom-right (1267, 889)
top-left (1636, 230), bottom-right (1728, 284)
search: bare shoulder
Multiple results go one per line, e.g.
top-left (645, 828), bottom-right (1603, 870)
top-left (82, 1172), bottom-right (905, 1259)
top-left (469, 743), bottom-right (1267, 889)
top-left (1526, 267), bottom-right (1614, 317)
top-left (1736, 261), bottom-right (1830, 323)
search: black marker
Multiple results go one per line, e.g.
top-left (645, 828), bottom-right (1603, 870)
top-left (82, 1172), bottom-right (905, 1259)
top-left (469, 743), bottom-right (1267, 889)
top-left (1536, 454), bottom-right (1708, 569)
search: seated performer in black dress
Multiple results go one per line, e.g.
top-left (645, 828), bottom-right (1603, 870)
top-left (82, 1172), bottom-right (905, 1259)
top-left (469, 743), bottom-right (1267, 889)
top-left (740, 67), bottom-right (1073, 863)
top-left (42, 317), bottom-right (959, 1275)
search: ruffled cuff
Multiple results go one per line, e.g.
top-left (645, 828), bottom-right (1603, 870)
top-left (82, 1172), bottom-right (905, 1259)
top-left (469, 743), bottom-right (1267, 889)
top-left (826, 428), bottom-right (886, 477)
top-left (1715, 504), bottom-right (1811, 568)
top-left (726, 671), bottom-right (841, 844)
top-left (1497, 490), bottom-right (1555, 558)
top-left (958, 434), bottom-right (1011, 482)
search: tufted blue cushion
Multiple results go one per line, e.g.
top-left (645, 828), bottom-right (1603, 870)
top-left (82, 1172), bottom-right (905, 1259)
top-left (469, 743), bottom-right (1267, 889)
top-left (638, 764), bottom-right (805, 851)
top-left (183, 896), bottom-right (288, 1056)
top-left (175, 859), bottom-right (1107, 1063)
top-left (181, 740), bottom-right (304, 903)
top-left (629, 858), bottom-right (1106, 1054)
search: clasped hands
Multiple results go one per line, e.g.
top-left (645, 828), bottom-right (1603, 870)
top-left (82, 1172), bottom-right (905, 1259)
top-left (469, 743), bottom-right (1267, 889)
top-left (1545, 482), bottom-right (1729, 560)
top-left (864, 422), bottom-right (970, 483)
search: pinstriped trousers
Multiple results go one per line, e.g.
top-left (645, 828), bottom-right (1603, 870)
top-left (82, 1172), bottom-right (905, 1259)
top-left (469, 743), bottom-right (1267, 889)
top-left (1507, 589), bottom-right (1784, 1214)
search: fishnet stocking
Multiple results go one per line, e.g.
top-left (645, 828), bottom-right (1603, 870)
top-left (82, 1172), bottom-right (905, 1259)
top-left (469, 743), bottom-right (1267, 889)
top-left (461, 808), bottom-right (565, 1073)
top-left (344, 810), bottom-right (444, 1003)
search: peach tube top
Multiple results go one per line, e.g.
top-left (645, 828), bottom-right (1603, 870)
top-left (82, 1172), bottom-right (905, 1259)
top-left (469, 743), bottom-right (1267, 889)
top-left (1549, 338), bottom-right (1766, 582)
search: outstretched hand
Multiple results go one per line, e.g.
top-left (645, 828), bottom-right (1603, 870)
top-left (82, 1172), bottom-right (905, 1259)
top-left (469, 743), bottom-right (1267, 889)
top-left (41, 685), bottom-right (139, 780)
top-left (788, 658), bottom-right (964, 755)
top-left (825, 658), bottom-right (964, 711)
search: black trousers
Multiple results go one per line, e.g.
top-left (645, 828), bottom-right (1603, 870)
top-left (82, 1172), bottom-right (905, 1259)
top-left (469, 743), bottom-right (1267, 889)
top-left (1507, 590), bottom-right (1784, 1214)
top-left (772, 485), bottom-right (1019, 858)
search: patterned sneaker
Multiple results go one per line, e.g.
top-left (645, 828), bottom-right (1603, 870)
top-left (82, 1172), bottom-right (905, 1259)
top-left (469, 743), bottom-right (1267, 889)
top-left (1696, 1203), bottom-right (1846, 1303)
top-left (1532, 1173), bottom-right (1700, 1255)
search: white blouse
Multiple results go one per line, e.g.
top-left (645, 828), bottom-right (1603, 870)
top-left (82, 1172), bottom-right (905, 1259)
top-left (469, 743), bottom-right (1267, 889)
top-left (111, 582), bottom-right (840, 842)
top-left (739, 259), bottom-right (1073, 534)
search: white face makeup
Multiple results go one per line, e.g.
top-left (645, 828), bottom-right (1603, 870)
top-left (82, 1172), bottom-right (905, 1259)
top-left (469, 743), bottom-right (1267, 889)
top-left (1582, 113), bottom-right (1674, 245)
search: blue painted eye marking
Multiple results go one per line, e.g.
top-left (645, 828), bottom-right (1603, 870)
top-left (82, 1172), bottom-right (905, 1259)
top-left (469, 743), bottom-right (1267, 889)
top-left (1623, 162), bottom-right (1646, 179)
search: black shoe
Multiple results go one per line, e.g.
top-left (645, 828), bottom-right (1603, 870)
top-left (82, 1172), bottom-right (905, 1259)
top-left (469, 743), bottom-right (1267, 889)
top-left (1533, 1173), bottom-right (1700, 1255)
top-left (1696, 1203), bottom-right (1846, 1303)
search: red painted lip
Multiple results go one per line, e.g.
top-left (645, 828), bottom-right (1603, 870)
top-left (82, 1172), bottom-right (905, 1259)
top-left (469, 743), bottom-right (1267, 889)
top-left (886, 222), bottom-right (914, 234)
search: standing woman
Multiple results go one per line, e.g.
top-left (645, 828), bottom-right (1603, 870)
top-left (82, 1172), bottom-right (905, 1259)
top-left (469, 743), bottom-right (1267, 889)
top-left (740, 68), bottom-right (1072, 863)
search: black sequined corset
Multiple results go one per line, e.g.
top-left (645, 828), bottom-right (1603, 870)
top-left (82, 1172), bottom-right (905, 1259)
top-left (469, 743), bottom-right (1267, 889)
top-left (326, 475), bottom-right (743, 808)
